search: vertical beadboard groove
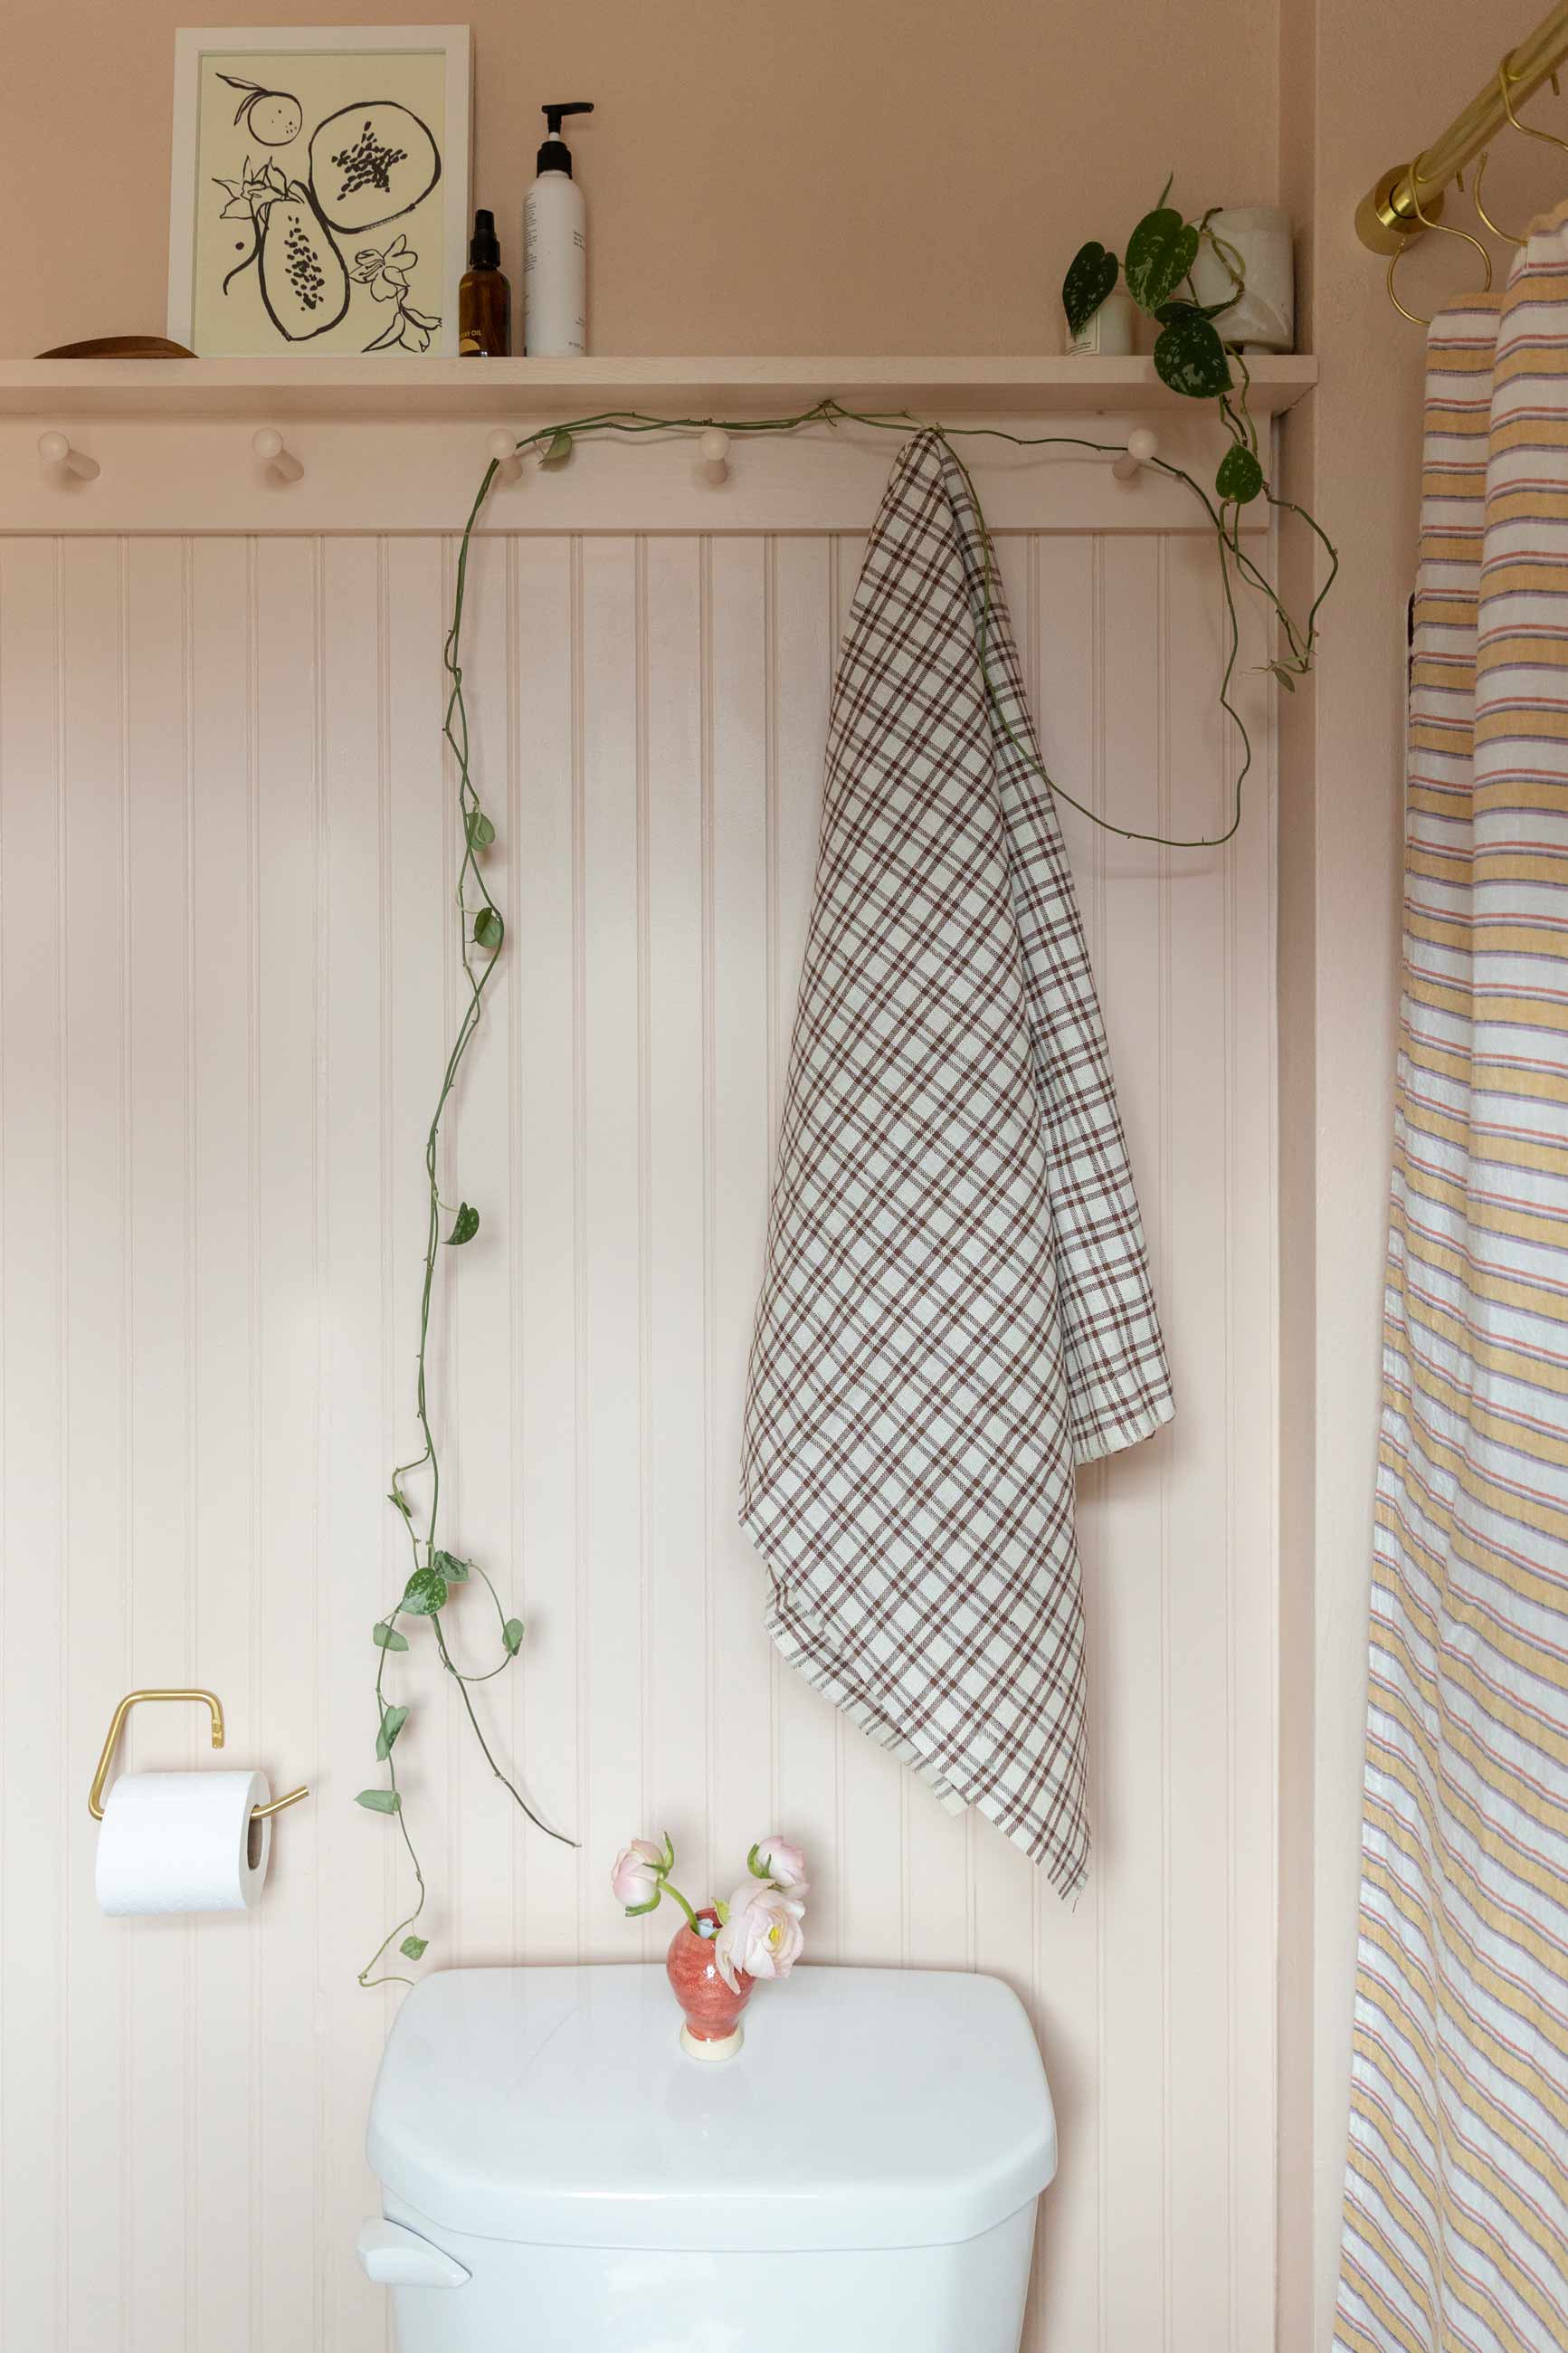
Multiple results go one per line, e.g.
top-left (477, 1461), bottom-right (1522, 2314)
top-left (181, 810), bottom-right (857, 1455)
top-left (3, 484), bottom-right (1281, 2353)
top-left (309, 531), bottom-right (329, 2353)
top-left (569, 534), bottom-right (589, 1963)
top-left (635, 536), bottom-right (654, 1951)
top-left (437, 532), bottom-right (461, 1974)
top-left (1156, 531), bottom-right (1174, 2353)
top-left (1223, 548), bottom-right (1241, 2353)
top-left (699, 532), bottom-right (717, 1903)
top-left (1090, 528), bottom-right (1108, 2353)
top-left (0, 544), bottom-right (8, 2345)
top-left (829, 535), bottom-right (847, 1965)
top-left (244, 532), bottom-right (263, 2353)
top-left (765, 531), bottom-right (783, 1835)
top-left (179, 535), bottom-right (199, 2353)
top-left (52, 535), bottom-right (71, 2353)
top-left (506, 531), bottom-right (525, 1965)
top-left (116, 536), bottom-right (133, 2352)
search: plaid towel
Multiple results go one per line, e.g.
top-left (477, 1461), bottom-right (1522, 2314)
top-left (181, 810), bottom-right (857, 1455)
top-left (738, 431), bottom-right (1174, 1895)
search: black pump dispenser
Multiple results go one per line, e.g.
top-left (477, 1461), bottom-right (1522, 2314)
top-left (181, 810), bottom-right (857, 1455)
top-left (468, 208), bottom-right (500, 269)
top-left (537, 100), bottom-right (593, 176)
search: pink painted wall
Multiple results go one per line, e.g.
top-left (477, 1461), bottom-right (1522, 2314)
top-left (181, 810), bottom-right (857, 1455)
top-left (4, 0), bottom-right (1278, 357)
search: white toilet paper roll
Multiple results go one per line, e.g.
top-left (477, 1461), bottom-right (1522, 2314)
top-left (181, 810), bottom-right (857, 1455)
top-left (95, 1769), bottom-right (272, 1916)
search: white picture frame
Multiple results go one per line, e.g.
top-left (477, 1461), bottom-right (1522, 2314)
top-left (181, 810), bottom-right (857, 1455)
top-left (168, 24), bottom-right (472, 357)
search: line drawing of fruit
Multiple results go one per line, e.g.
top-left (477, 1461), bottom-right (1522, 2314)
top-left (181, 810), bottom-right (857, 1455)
top-left (308, 100), bottom-right (441, 233)
top-left (258, 184), bottom-right (350, 340)
top-left (216, 72), bottom-right (303, 146)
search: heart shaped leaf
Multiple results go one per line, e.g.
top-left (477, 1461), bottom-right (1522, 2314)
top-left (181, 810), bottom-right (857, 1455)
top-left (399, 1933), bottom-right (428, 1960)
top-left (1061, 242), bottom-right (1118, 338)
top-left (1126, 208), bottom-right (1200, 312)
top-left (402, 1565), bottom-right (448, 1617)
top-left (540, 428), bottom-right (574, 468)
top-left (502, 1617), bottom-right (524, 1656)
top-left (431, 1548), bottom-right (470, 1582)
top-left (372, 1618), bottom-right (409, 1652)
top-left (1215, 443), bottom-right (1265, 505)
top-left (1154, 298), bottom-right (1231, 326)
top-left (355, 1787), bottom-right (402, 1814)
top-left (447, 1203), bottom-right (480, 1246)
top-left (465, 808), bottom-right (496, 852)
top-left (473, 907), bottom-right (503, 952)
top-left (1152, 314), bottom-right (1233, 400)
top-left (376, 1703), bottom-right (409, 1759)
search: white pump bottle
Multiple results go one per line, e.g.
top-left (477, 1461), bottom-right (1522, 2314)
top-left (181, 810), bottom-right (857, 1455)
top-left (522, 100), bottom-right (593, 357)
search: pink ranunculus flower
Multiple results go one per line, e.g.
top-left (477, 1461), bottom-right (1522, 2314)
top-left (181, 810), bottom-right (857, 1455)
top-left (611, 1837), bottom-right (664, 1909)
top-left (715, 1879), bottom-right (806, 1991)
top-left (753, 1833), bottom-right (809, 1892)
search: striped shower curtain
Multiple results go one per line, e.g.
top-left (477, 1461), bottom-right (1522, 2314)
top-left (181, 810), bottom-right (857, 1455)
top-left (1335, 215), bottom-right (1568, 2348)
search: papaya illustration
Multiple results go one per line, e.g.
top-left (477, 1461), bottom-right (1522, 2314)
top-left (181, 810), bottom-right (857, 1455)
top-left (308, 101), bottom-right (441, 233)
top-left (259, 186), bottom-right (350, 340)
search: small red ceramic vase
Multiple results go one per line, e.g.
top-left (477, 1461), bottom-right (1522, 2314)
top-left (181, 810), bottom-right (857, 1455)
top-left (667, 1907), bottom-right (753, 2062)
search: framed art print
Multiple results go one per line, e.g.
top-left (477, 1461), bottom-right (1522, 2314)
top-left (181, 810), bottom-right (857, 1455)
top-left (169, 25), bottom-right (471, 356)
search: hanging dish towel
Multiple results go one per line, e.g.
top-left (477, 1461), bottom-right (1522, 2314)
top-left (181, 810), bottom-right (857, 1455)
top-left (739, 430), bottom-right (1174, 1895)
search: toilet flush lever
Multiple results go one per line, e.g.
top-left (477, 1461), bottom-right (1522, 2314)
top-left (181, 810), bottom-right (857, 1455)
top-left (356, 2217), bottom-right (470, 2290)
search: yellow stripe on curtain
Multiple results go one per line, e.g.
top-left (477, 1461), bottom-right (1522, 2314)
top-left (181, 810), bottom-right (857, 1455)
top-left (1336, 207), bottom-right (1568, 2353)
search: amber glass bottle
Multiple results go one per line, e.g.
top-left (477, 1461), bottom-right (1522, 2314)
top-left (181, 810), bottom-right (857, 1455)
top-left (459, 210), bottom-right (511, 357)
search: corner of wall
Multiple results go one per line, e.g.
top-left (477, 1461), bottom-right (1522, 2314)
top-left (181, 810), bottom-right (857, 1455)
top-left (1274, 1), bottom-right (1322, 2345)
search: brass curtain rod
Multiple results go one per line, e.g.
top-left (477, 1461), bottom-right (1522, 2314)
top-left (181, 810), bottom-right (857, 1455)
top-left (1355, 0), bottom-right (1568, 252)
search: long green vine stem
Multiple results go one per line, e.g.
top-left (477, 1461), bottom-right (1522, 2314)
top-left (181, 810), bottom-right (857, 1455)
top-left (356, 387), bottom-right (1335, 1987)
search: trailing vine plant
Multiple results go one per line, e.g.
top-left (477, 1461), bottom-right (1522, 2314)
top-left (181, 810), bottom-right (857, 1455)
top-left (1061, 177), bottom-right (1335, 712)
top-left (356, 241), bottom-right (1337, 1986)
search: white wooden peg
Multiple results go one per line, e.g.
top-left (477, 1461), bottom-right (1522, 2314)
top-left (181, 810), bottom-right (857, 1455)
top-left (37, 430), bottom-right (100, 483)
top-left (252, 427), bottom-right (304, 483)
top-left (487, 428), bottom-right (524, 482)
top-left (1112, 426), bottom-right (1159, 483)
top-left (699, 429), bottom-right (730, 485)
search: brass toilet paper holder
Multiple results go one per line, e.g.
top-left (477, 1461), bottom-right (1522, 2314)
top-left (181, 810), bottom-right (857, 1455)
top-left (88, 1689), bottom-right (310, 1824)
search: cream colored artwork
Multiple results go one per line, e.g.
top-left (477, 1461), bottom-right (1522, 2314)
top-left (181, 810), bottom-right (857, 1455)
top-left (171, 29), bottom-right (470, 357)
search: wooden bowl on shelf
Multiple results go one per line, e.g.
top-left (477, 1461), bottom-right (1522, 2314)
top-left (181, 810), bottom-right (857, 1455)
top-left (34, 336), bottom-right (195, 360)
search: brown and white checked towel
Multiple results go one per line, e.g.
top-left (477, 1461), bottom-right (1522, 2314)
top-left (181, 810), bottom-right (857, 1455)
top-left (738, 431), bottom-right (1174, 1895)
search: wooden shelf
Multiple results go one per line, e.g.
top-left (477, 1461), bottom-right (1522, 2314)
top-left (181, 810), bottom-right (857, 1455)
top-left (0, 353), bottom-right (1318, 420)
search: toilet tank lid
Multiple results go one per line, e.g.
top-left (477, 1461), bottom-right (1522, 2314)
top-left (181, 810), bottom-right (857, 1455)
top-left (366, 1963), bottom-right (1058, 2253)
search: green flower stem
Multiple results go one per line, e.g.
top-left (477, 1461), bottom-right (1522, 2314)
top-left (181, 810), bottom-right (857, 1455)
top-left (658, 1877), bottom-right (702, 1934)
top-left (361, 385), bottom-right (1336, 1986)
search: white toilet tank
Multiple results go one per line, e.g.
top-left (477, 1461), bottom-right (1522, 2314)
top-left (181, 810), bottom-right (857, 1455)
top-left (362, 1961), bottom-right (1058, 2353)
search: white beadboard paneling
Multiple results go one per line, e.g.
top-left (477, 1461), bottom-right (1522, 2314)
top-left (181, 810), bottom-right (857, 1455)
top-left (706, 536), bottom-right (778, 1903)
top-left (642, 535), bottom-right (709, 1923)
top-left (1, 456), bottom-right (1278, 2353)
top-left (61, 538), bottom-right (130, 2353)
top-left (1, 537), bottom-right (68, 2353)
top-left (122, 537), bottom-right (200, 2353)
top-left (510, 534), bottom-right (580, 1964)
top-left (187, 534), bottom-right (261, 2353)
top-left (579, 535), bottom-right (644, 1948)
top-left (252, 531), bottom-right (324, 2353)
top-left (766, 535), bottom-right (842, 1960)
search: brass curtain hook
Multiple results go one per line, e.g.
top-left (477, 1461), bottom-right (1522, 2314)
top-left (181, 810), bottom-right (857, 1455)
top-left (1388, 167), bottom-right (1495, 325)
top-left (1473, 57), bottom-right (1568, 245)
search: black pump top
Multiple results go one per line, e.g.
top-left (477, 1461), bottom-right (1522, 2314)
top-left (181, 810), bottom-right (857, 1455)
top-left (468, 208), bottom-right (500, 270)
top-left (537, 100), bottom-right (594, 176)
